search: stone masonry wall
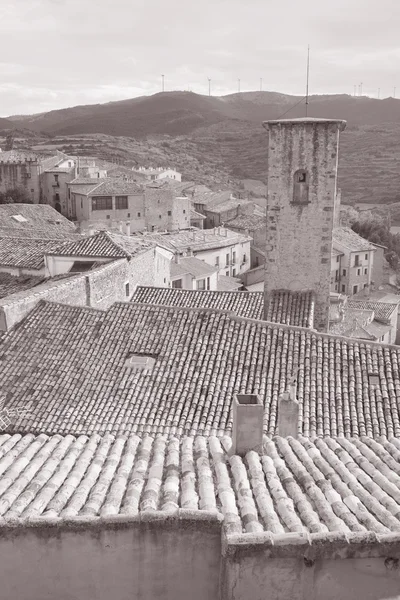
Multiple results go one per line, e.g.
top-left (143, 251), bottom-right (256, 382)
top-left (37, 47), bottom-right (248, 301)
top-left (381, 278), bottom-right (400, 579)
top-left (0, 161), bottom-right (42, 203)
top-left (264, 120), bottom-right (346, 332)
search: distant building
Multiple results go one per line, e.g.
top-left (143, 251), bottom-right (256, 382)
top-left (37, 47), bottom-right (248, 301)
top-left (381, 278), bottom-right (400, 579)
top-left (0, 150), bottom-right (42, 203)
top-left (170, 255), bottom-right (218, 290)
top-left (332, 227), bottom-right (376, 296)
top-left (133, 166), bottom-right (181, 182)
top-left (146, 227), bottom-right (252, 279)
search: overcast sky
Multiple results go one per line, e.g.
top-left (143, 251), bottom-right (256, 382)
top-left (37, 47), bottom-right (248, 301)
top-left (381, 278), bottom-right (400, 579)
top-left (1, 0), bottom-right (399, 116)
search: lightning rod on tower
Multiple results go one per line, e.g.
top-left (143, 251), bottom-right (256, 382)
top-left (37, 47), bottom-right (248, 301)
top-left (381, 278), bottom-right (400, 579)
top-left (305, 45), bottom-right (310, 117)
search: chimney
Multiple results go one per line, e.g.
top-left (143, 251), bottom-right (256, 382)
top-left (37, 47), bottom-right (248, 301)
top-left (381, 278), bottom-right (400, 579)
top-left (119, 221), bottom-right (123, 233)
top-left (88, 225), bottom-right (94, 237)
top-left (125, 221), bottom-right (131, 236)
top-left (230, 394), bottom-right (263, 456)
top-left (277, 381), bottom-right (299, 438)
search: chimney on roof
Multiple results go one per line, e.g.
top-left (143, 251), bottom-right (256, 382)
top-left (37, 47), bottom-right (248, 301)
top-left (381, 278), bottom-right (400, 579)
top-left (119, 221), bottom-right (123, 233)
top-left (88, 225), bottom-right (94, 237)
top-left (230, 394), bottom-right (264, 456)
top-left (277, 379), bottom-right (299, 438)
top-left (125, 221), bottom-right (131, 236)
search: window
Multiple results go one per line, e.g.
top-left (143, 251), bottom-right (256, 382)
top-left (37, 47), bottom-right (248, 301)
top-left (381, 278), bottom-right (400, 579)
top-left (365, 254), bottom-right (368, 260)
top-left (226, 253), bottom-right (230, 266)
top-left (92, 196), bottom-right (112, 211)
top-left (168, 211), bottom-right (172, 216)
top-left (343, 269), bottom-right (347, 276)
top-left (183, 209), bottom-right (186, 214)
top-left (255, 257), bottom-right (259, 267)
top-left (106, 215), bottom-right (110, 219)
top-left (364, 283), bottom-right (368, 288)
top-left (353, 285), bottom-right (358, 295)
top-left (354, 255), bottom-right (360, 266)
top-left (292, 169), bottom-right (310, 204)
top-left (232, 269), bottom-right (236, 277)
top-left (68, 161), bottom-right (72, 167)
top-left (206, 277), bottom-right (210, 290)
top-left (125, 282), bottom-right (130, 297)
top-left (127, 213), bottom-right (130, 217)
top-left (151, 226), bottom-right (155, 232)
top-left (196, 279), bottom-right (206, 290)
top-left (232, 251), bottom-right (236, 265)
top-left (81, 199), bottom-right (83, 209)
top-left (335, 269), bottom-right (339, 281)
top-left (336, 256), bottom-right (340, 263)
top-left (116, 196), bottom-right (128, 210)
top-left (159, 215), bottom-right (162, 219)
top-left (243, 253), bottom-right (247, 264)
top-left (137, 212), bottom-right (141, 217)
top-left (357, 268), bottom-right (361, 276)
top-left (341, 284), bottom-right (346, 293)
top-left (172, 279), bottom-right (182, 289)
top-left (215, 256), bottom-right (220, 267)
top-left (54, 174), bottom-right (59, 184)
top-left (335, 284), bottom-right (338, 291)
top-left (364, 268), bottom-right (368, 275)
top-left (226, 271), bottom-right (229, 276)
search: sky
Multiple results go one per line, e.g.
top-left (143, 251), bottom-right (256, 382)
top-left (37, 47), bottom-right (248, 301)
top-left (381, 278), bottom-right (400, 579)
top-left (1, 0), bottom-right (400, 116)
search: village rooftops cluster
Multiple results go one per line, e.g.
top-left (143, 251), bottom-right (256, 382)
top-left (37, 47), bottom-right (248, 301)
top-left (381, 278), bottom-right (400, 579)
top-left (146, 227), bottom-right (252, 253)
top-left (45, 231), bottom-right (155, 260)
top-left (1, 431), bottom-right (400, 547)
top-left (0, 273), bottom-right (46, 299)
top-left (2, 299), bottom-right (400, 439)
top-left (0, 238), bottom-right (69, 271)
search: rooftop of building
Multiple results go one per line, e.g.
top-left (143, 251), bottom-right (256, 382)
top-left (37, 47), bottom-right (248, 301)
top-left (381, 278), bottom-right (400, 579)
top-left (226, 213), bottom-right (266, 231)
top-left (0, 204), bottom-right (77, 240)
top-left (0, 273), bottom-right (46, 299)
top-left (192, 190), bottom-right (233, 207)
top-left (206, 198), bottom-right (253, 214)
top-left (40, 152), bottom-right (72, 171)
top-left (145, 227), bottom-right (252, 253)
top-left (170, 257), bottom-right (217, 279)
top-left (263, 118), bottom-right (347, 130)
top-left (0, 431), bottom-right (398, 544)
top-left (2, 294), bottom-right (397, 439)
top-left (333, 227), bottom-right (377, 252)
top-left (190, 209), bottom-right (205, 221)
top-left (0, 150), bottom-right (39, 163)
top-left (0, 238), bottom-right (67, 270)
top-left (217, 275), bottom-right (242, 291)
top-left (69, 178), bottom-right (142, 196)
top-left (45, 231), bottom-right (155, 260)
top-left (347, 299), bottom-right (399, 322)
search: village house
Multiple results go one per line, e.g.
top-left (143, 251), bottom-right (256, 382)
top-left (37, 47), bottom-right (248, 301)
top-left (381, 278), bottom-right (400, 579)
top-left (146, 226), bottom-right (252, 279)
top-left (332, 227), bottom-right (376, 296)
top-left (2, 118), bottom-right (400, 600)
top-left (170, 255), bottom-right (218, 290)
top-left (0, 150), bottom-right (42, 203)
top-left (132, 166), bottom-right (182, 182)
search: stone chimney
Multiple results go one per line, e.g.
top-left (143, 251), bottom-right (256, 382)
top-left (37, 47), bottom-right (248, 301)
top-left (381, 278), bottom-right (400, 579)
top-left (125, 221), bottom-right (131, 236)
top-left (277, 380), bottom-right (299, 438)
top-left (230, 394), bottom-right (263, 456)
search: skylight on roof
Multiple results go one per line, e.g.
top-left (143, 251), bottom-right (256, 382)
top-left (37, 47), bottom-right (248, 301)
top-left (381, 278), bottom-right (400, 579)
top-left (11, 214), bottom-right (27, 223)
top-left (125, 354), bottom-right (156, 372)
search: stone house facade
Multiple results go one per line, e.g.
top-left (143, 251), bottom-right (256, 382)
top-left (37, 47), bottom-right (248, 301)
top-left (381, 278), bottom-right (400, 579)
top-left (332, 227), bottom-right (376, 296)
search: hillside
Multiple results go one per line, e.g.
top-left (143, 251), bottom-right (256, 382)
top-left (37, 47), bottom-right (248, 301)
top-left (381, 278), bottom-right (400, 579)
top-left (7, 91), bottom-right (400, 204)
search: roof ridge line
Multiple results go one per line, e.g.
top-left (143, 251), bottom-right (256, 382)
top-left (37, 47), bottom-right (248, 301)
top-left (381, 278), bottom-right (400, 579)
top-left (103, 231), bottom-right (132, 259)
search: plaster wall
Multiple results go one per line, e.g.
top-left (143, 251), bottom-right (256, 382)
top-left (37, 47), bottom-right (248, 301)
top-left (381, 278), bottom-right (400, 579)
top-left (264, 120), bottom-right (346, 332)
top-left (336, 249), bottom-right (374, 296)
top-left (41, 170), bottom-right (76, 216)
top-left (145, 188), bottom-right (189, 231)
top-left (0, 517), bottom-right (221, 600)
top-left (191, 242), bottom-right (251, 278)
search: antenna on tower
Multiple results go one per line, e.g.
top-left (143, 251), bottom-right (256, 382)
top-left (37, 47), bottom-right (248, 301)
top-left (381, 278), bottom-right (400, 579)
top-left (208, 78), bottom-right (211, 97)
top-left (238, 78), bottom-right (241, 93)
top-left (161, 74), bottom-right (165, 93)
top-left (260, 77), bottom-right (263, 92)
top-left (305, 45), bottom-right (310, 117)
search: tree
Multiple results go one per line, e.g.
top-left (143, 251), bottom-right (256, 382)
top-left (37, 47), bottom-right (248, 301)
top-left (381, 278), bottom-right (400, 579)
top-left (0, 187), bottom-right (32, 204)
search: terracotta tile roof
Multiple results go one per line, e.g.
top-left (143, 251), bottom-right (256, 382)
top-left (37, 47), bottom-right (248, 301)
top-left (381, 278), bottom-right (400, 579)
top-left (333, 227), bottom-right (376, 252)
top-left (226, 214), bottom-right (266, 230)
top-left (89, 179), bottom-right (142, 196)
top-left (347, 300), bottom-right (398, 322)
top-left (0, 204), bottom-right (77, 239)
top-left (3, 299), bottom-right (400, 439)
top-left (131, 286), bottom-right (263, 318)
top-left (192, 190), bottom-right (232, 207)
top-left (146, 228), bottom-right (252, 253)
top-left (206, 199), bottom-right (253, 214)
top-left (0, 273), bottom-right (46, 299)
top-left (1, 432), bottom-right (400, 539)
top-left (217, 275), bottom-right (242, 291)
top-left (0, 238), bottom-right (65, 270)
top-left (46, 231), bottom-right (155, 259)
top-left (171, 257), bottom-right (217, 279)
top-left (266, 290), bottom-right (315, 329)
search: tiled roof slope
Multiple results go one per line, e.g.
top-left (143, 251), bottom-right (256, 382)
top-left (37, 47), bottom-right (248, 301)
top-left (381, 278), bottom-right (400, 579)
top-left (347, 300), bottom-right (398, 322)
top-left (145, 228), bottom-right (252, 253)
top-left (131, 286), bottom-right (264, 319)
top-left (266, 290), bottom-right (315, 329)
top-left (226, 214), bottom-right (266, 230)
top-left (0, 273), bottom-right (45, 299)
top-left (333, 227), bottom-right (376, 252)
top-left (0, 204), bottom-right (77, 239)
top-left (46, 231), bottom-right (155, 259)
top-left (3, 301), bottom-right (400, 438)
top-left (171, 257), bottom-right (217, 279)
top-left (0, 238), bottom-right (65, 270)
top-left (1, 433), bottom-right (400, 540)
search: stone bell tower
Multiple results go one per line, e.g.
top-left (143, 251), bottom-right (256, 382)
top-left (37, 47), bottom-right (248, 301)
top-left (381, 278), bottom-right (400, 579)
top-left (263, 118), bottom-right (346, 332)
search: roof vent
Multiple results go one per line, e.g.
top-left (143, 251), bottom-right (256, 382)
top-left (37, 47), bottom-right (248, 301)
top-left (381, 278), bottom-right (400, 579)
top-left (125, 353), bottom-right (156, 372)
top-left (278, 373), bottom-right (299, 438)
top-left (230, 394), bottom-right (263, 456)
top-left (11, 214), bottom-right (27, 223)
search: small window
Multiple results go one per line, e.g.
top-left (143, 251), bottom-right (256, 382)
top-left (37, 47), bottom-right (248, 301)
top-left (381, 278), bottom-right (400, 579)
top-left (151, 226), bottom-right (155, 232)
top-left (226, 253), bottom-right (230, 266)
top-left (232, 269), bottom-right (236, 277)
top-left (364, 268), bottom-right (368, 275)
top-left (106, 215), bottom-right (110, 219)
top-left (183, 209), bottom-right (186, 214)
top-left (292, 169), bottom-right (310, 204)
top-left (197, 279), bottom-right (206, 290)
top-left (364, 283), bottom-right (368, 288)
top-left (243, 254), bottom-right (247, 264)
top-left (343, 269), bottom-right (347, 276)
top-left (159, 215), bottom-right (162, 219)
top-left (357, 268), bottom-right (361, 276)
top-left (354, 255), bottom-right (360, 266)
top-left (215, 256), bottom-right (220, 267)
top-left (116, 196), bottom-right (128, 210)
top-left (353, 285), bottom-right (358, 295)
top-left (54, 174), bottom-right (59, 183)
top-left (172, 279), bottom-right (183, 289)
top-left (137, 212), bottom-right (141, 217)
top-left (336, 256), bottom-right (339, 263)
top-left (125, 282), bottom-right (130, 297)
top-left (168, 211), bottom-right (172, 216)
top-left (341, 284), bottom-right (346, 293)
top-left (335, 284), bottom-right (338, 291)
top-left (365, 254), bottom-right (368, 260)
top-left (207, 277), bottom-right (210, 290)
top-left (226, 271), bottom-right (229, 276)
top-left (232, 251), bottom-right (236, 265)
top-left (127, 213), bottom-right (130, 217)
